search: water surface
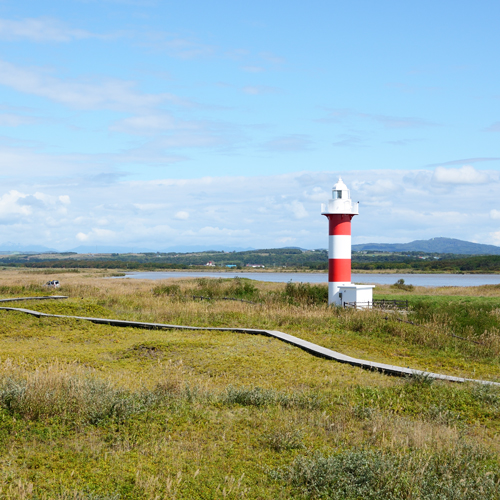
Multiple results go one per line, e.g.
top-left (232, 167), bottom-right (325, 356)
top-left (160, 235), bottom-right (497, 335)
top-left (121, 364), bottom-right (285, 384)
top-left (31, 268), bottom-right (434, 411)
top-left (114, 271), bottom-right (500, 287)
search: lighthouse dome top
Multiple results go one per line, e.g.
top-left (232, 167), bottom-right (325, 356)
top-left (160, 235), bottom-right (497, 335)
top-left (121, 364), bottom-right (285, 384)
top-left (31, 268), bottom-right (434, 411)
top-left (321, 176), bottom-right (358, 215)
top-left (333, 177), bottom-right (348, 191)
top-left (332, 177), bottom-right (350, 200)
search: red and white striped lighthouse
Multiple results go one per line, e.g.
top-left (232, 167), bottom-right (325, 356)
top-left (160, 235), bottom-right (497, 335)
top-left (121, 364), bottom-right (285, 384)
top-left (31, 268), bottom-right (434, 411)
top-left (321, 178), bottom-right (370, 306)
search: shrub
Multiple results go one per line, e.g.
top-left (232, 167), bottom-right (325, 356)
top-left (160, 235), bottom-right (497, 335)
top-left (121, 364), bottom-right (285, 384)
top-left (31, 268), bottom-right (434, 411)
top-left (409, 298), bottom-right (500, 339)
top-left (391, 279), bottom-right (414, 292)
top-left (0, 284), bottom-right (47, 296)
top-left (222, 386), bottom-right (282, 407)
top-left (50, 492), bottom-right (120, 500)
top-left (406, 371), bottom-right (435, 388)
top-left (0, 374), bottom-right (144, 424)
top-left (227, 277), bottom-right (259, 299)
top-left (195, 277), bottom-right (224, 298)
top-left (152, 284), bottom-right (181, 296)
top-left (283, 282), bottom-right (328, 306)
top-left (273, 445), bottom-right (500, 499)
top-left (472, 383), bottom-right (500, 407)
top-left (220, 386), bottom-right (323, 410)
top-left (262, 428), bottom-right (304, 452)
top-left (0, 367), bottom-right (184, 424)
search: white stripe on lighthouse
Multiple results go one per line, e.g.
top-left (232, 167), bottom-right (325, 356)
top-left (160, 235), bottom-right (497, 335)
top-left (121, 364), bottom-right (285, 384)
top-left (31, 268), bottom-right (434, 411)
top-left (328, 235), bottom-right (351, 259)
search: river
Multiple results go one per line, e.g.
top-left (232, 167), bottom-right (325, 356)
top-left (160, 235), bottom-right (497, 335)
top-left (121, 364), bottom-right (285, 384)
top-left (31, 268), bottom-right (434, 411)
top-left (114, 271), bottom-right (500, 287)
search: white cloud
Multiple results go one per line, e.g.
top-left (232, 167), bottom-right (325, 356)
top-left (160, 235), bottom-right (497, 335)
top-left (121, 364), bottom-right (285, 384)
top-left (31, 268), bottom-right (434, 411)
top-left (319, 108), bottom-right (437, 128)
top-left (139, 32), bottom-right (215, 59)
top-left (260, 52), bottom-right (286, 65)
top-left (112, 114), bottom-right (179, 133)
top-left (242, 85), bottom-right (278, 95)
top-left (490, 232), bottom-right (500, 245)
top-left (196, 226), bottom-right (250, 237)
top-left (174, 211), bottom-right (189, 220)
top-left (0, 59), bottom-right (175, 111)
top-left (134, 203), bottom-right (168, 211)
top-left (33, 192), bottom-right (52, 204)
top-left (277, 237), bottom-right (296, 244)
top-left (355, 179), bottom-right (399, 196)
top-left (286, 200), bottom-right (308, 219)
top-left (0, 189), bottom-right (72, 227)
top-left (75, 228), bottom-right (116, 242)
top-left (76, 232), bottom-right (88, 242)
top-left (0, 144), bottom-right (101, 177)
top-left (0, 139), bottom-right (189, 178)
top-left (1, 168), bottom-right (500, 250)
top-left (432, 165), bottom-right (489, 184)
top-left (111, 113), bottom-right (203, 136)
top-left (427, 157), bottom-right (500, 167)
top-left (0, 190), bottom-right (33, 217)
top-left (484, 122), bottom-right (500, 133)
top-left (0, 17), bottom-right (104, 42)
top-left (0, 113), bottom-right (38, 126)
top-left (120, 114), bottom-right (177, 130)
top-left (303, 187), bottom-right (329, 202)
top-left (155, 132), bottom-right (234, 149)
top-left (262, 134), bottom-right (312, 152)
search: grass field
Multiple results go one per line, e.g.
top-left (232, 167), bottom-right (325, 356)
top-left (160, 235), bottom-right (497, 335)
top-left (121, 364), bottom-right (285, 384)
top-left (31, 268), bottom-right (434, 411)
top-left (0, 269), bottom-right (499, 499)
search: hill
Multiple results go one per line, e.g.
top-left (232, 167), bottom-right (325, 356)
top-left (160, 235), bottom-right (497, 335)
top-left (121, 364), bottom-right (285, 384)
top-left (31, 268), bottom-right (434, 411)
top-left (352, 237), bottom-right (500, 255)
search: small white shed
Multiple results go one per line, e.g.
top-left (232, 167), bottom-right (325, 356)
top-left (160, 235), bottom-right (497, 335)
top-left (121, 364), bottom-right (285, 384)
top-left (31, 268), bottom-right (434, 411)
top-left (338, 284), bottom-right (374, 309)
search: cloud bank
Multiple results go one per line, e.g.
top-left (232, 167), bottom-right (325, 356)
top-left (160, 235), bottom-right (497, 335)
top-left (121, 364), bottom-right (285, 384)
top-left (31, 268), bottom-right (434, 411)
top-left (0, 167), bottom-right (499, 251)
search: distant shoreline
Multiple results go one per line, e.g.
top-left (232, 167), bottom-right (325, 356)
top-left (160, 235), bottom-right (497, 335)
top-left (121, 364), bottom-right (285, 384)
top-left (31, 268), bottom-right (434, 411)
top-left (116, 268), bottom-right (500, 275)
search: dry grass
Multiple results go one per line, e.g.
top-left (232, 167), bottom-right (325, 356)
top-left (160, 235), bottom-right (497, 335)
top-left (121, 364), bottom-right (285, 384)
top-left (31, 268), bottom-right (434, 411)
top-left (0, 269), bottom-right (499, 498)
top-left (372, 282), bottom-right (500, 297)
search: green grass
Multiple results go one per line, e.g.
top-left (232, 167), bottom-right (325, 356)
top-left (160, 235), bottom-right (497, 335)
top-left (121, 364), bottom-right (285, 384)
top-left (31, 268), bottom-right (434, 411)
top-left (0, 273), bottom-right (499, 498)
top-left (273, 445), bottom-right (500, 499)
top-left (375, 292), bottom-right (500, 338)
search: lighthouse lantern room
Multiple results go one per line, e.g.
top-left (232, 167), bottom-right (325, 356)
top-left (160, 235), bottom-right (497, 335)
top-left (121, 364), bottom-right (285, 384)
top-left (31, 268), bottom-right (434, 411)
top-left (321, 178), bottom-right (374, 307)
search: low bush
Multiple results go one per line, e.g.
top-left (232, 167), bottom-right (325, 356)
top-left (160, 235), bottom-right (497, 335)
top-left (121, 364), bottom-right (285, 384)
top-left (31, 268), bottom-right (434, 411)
top-left (221, 386), bottom-right (287, 407)
top-left (220, 386), bottom-right (323, 410)
top-left (0, 367), bottom-right (185, 424)
top-left (51, 492), bottom-right (120, 500)
top-left (282, 282), bottom-right (328, 306)
top-left (226, 277), bottom-right (259, 299)
top-left (391, 279), bottom-right (414, 292)
top-left (0, 374), bottom-right (142, 424)
top-left (408, 296), bottom-right (500, 339)
top-left (406, 371), bottom-right (435, 388)
top-left (152, 277), bottom-right (260, 301)
top-left (274, 445), bottom-right (500, 499)
top-left (0, 284), bottom-right (48, 296)
top-left (262, 427), bottom-right (304, 452)
top-left (152, 283), bottom-right (181, 296)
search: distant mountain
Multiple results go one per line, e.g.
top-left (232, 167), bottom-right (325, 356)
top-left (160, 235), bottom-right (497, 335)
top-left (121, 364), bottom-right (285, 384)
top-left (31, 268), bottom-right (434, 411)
top-left (68, 245), bottom-right (156, 254)
top-left (67, 245), bottom-right (255, 254)
top-left (352, 237), bottom-right (500, 255)
top-left (160, 245), bottom-right (255, 253)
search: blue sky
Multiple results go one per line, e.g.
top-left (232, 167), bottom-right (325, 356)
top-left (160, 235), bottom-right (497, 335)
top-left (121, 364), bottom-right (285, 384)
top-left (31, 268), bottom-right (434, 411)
top-left (0, 0), bottom-right (499, 250)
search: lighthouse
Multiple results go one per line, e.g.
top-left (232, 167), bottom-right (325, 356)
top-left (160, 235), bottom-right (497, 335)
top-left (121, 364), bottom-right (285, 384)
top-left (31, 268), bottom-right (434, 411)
top-left (321, 178), bottom-right (374, 307)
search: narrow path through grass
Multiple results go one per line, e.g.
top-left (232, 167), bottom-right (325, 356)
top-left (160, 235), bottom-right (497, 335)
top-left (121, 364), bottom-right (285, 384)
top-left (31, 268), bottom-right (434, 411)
top-left (2, 302), bottom-right (498, 387)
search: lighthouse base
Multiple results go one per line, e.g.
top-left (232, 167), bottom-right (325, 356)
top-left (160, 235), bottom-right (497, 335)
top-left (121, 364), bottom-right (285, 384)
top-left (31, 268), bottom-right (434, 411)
top-left (329, 283), bottom-right (375, 308)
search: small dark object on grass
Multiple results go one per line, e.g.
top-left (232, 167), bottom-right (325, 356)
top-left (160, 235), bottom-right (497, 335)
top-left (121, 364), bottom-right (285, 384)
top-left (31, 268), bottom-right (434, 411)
top-left (391, 278), bottom-right (414, 291)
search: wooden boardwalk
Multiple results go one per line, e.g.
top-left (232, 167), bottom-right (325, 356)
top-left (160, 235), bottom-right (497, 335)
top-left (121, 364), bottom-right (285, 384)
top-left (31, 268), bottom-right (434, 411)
top-left (0, 295), bottom-right (68, 303)
top-left (0, 298), bottom-right (498, 386)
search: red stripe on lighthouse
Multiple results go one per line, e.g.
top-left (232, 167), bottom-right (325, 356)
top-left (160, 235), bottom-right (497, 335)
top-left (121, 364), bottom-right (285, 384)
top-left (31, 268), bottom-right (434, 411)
top-left (328, 258), bottom-right (351, 283)
top-left (328, 214), bottom-right (352, 236)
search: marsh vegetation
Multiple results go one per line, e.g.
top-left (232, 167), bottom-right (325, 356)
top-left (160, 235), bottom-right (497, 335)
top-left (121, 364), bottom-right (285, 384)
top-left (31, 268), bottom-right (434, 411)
top-left (0, 269), bottom-right (499, 498)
